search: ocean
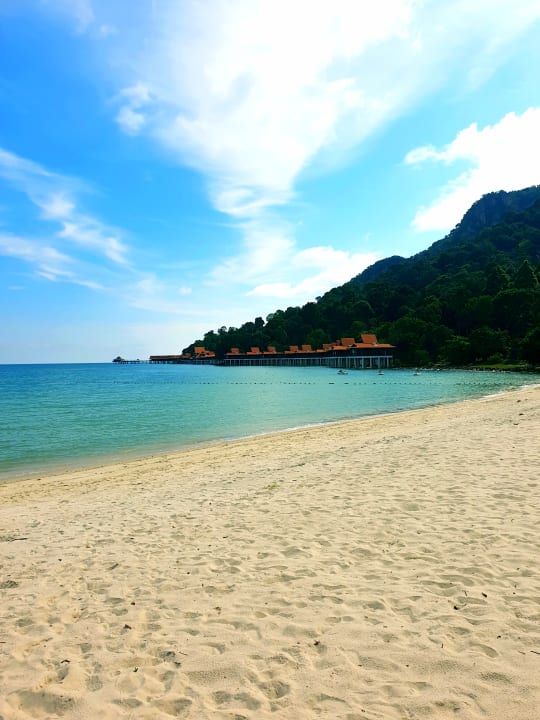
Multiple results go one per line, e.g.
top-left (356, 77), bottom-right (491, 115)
top-left (1, 363), bottom-right (538, 481)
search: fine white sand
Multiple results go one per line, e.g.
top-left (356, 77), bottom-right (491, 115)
top-left (1, 386), bottom-right (539, 719)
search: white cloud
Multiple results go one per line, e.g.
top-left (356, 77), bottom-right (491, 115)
top-left (208, 221), bottom-right (380, 303)
top-left (247, 246), bottom-right (380, 300)
top-left (0, 147), bottom-right (81, 209)
top-left (58, 219), bottom-right (128, 265)
top-left (98, 23), bottom-right (116, 38)
top-left (116, 106), bottom-right (146, 135)
top-left (116, 0), bottom-right (416, 214)
top-left (121, 83), bottom-right (151, 106)
top-left (39, 193), bottom-right (75, 219)
top-left (0, 147), bottom-right (55, 188)
top-left (0, 232), bottom-right (106, 288)
top-left (0, 150), bottom-right (206, 320)
top-left (38, 0), bottom-right (95, 33)
top-left (0, 146), bottom-right (130, 265)
top-left (115, 83), bottom-right (151, 136)
top-left (106, 0), bottom-right (540, 297)
top-left (207, 219), bottom-right (295, 285)
top-left (0, 232), bottom-right (71, 267)
top-left (112, 0), bottom-right (540, 214)
top-left (211, 185), bottom-right (292, 219)
top-left (36, 265), bottom-right (76, 282)
top-left (407, 108), bottom-right (540, 232)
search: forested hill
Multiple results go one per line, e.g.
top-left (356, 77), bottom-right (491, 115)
top-left (184, 186), bottom-right (540, 366)
top-left (350, 186), bottom-right (540, 286)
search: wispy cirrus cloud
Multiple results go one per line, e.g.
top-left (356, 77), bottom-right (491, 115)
top-left (0, 147), bottom-right (59, 190)
top-left (57, 220), bottom-right (128, 265)
top-left (0, 232), bottom-right (71, 268)
top-left (0, 231), bottom-right (103, 288)
top-left (406, 108), bottom-right (540, 232)
top-left (0, 147), bottom-right (130, 266)
top-left (0, 147), bottom-right (200, 315)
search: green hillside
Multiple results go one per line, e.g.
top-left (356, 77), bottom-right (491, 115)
top-left (184, 186), bottom-right (540, 366)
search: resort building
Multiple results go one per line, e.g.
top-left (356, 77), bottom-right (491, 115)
top-left (221, 335), bottom-right (394, 369)
top-left (149, 335), bottom-right (394, 369)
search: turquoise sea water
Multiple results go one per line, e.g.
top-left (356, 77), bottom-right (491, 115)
top-left (1, 363), bottom-right (538, 481)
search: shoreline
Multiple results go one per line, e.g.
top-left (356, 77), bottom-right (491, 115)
top-left (2, 379), bottom-right (538, 487)
top-left (1, 385), bottom-right (539, 719)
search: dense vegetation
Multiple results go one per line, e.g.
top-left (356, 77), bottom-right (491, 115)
top-left (184, 187), bottom-right (540, 366)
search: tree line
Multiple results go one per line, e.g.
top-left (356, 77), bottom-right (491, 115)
top-left (184, 188), bottom-right (540, 366)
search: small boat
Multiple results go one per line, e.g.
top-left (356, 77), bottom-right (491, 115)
top-left (413, 369), bottom-right (420, 376)
top-left (378, 370), bottom-right (384, 375)
top-left (337, 369), bottom-right (348, 375)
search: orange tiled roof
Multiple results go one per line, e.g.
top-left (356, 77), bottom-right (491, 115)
top-left (194, 345), bottom-right (215, 357)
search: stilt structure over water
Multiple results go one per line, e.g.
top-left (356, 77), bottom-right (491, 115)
top-left (148, 335), bottom-right (394, 369)
top-left (112, 357), bottom-right (149, 364)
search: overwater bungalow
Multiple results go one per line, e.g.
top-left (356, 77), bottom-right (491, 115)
top-left (148, 334), bottom-right (394, 368)
top-left (219, 334), bottom-right (394, 369)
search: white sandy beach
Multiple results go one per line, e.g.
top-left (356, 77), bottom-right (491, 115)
top-left (1, 386), bottom-right (539, 719)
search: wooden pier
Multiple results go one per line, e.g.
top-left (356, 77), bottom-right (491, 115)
top-left (218, 354), bottom-right (392, 369)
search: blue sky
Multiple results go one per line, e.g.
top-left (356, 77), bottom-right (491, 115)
top-left (1, 0), bottom-right (539, 363)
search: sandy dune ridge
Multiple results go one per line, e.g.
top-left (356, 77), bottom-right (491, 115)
top-left (1, 386), bottom-right (539, 719)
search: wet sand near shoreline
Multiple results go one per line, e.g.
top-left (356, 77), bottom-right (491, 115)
top-left (1, 386), bottom-right (539, 719)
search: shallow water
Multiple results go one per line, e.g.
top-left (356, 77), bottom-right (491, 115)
top-left (0, 363), bottom-right (538, 480)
